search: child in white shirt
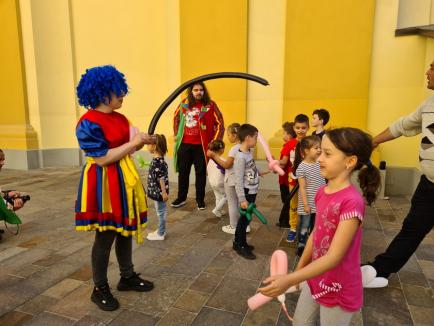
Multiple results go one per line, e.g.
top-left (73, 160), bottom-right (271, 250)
top-left (207, 140), bottom-right (226, 217)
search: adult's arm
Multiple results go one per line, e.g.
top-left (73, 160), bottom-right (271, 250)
top-left (93, 133), bottom-right (153, 167)
top-left (212, 102), bottom-right (225, 141)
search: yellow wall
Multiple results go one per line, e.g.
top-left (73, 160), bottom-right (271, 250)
top-left (0, 0), bottom-right (37, 149)
top-left (179, 0), bottom-right (248, 149)
top-left (367, 0), bottom-right (431, 168)
top-left (247, 0), bottom-right (287, 159)
top-left (282, 0), bottom-right (375, 132)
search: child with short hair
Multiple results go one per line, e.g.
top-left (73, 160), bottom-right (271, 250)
top-left (207, 140), bottom-right (227, 218)
top-left (311, 108), bottom-right (330, 139)
top-left (259, 128), bottom-right (381, 325)
top-left (146, 134), bottom-right (169, 241)
top-left (233, 124), bottom-right (268, 260)
top-left (278, 114), bottom-right (310, 241)
top-left (278, 122), bottom-right (297, 208)
top-left (291, 136), bottom-right (325, 251)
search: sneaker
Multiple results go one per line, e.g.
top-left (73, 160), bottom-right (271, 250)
top-left (233, 244), bottom-right (256, 260)
top-left (232, 242), bottom-right (255, 251)
top-left (146, 230), bottom-right (165, 241)
top-left (212, 208), bottom-right (223, 217)
top-left (364, 277), bottom-right (389, 288)
top-left (91, 284), bottom-right (119, 311)
top-left (222, 225), bottom-right (236, 234)
top-left (171, 198), bottom-right (186, 208)
top-left (197, 201), bottom-right (206, 210)
top-left (286, 230), bottom-right (297, 243)
top-left (246, 225), bottom-right (251, 233)
top-left (117, 272), bottom-right (154, 292)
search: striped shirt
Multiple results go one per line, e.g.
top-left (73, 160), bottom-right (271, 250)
top-left (296, 161), bottom-right (326, 214)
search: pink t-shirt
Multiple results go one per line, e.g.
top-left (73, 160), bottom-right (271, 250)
top-left (307, 184), bottom-right (365, 312)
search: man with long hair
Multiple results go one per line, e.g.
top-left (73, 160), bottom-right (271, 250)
top-left (172, 82), bottom-right (224, 209)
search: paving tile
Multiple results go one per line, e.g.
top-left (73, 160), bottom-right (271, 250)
top-left (174, 290), bottom-right (209, 313)
top-left (74, 315), bottom-right (106, 326)
top-left (68, 264), bottom-right (93, 281)
top-left (402, 284), bottom-right (434, 308)
top-left (204, 253), bottom-right (234, 275)
top-left (0, 246), bottom-right (28, 263)
top-left (17, 236), bottom-right (48, 248)
top-left (42, 278), bottom-right (84, 299)
top-left (0, 310), bottom-right (33, 325)
top-left (419, 259), bottom-right (434, 281)
top-left (33, 254), bottom-right (66, 267)
top-left (398, 271), bottom-right (429, 287)
top-left (362, 305), bottom-right (413, 325)
top-left (191, 307), bottom-right (243, 326)
top-left (226, 254), bottom-right (268, 281)
top-left (408, 305), bottom-right (434, 326)
top-left (206, 276), bottom-right (258, 314)
top-left (169, 246), bottom-right (220, 276)
top-left (189, 272), bottom-right (223, 294)
top-left (132, 272), bottom-right (193, 317)
top-left (109, 310), bottom-right (158, 326)
top-left (243, 299), bottom-right (281, 325)
top-left (9, 264), bottom-right (45, 279)
top-left (16, 294), bottom-right (57, 315)
top-left (22, 311), bottom-right (75, 325)
top-left (157, 307), bottom-right (196, 326)
top-left (416, 244), bottom-right (434, 261)
top-left (46, 284), bottom-right (93, 320)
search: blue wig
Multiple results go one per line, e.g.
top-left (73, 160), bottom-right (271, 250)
top-left (76, 65), bottom-right (129, 109)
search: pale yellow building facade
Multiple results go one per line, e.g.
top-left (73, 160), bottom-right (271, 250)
top-left (1, 0), bottom-right (433, 194)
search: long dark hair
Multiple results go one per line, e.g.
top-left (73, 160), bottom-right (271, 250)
top-left (293, 136), bottom-right (321, 173)
top-left (326, 128), bottom-right (381, 205)
top-left (186, 82), bottom-right (211, 107)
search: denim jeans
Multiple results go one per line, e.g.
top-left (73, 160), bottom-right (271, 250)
top-left (297, 214), bottom-right (314, 249)
top-left (154, 200), bottom-right (167, 236)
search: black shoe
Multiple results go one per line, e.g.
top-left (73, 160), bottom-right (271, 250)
top-left (91, 284), bottom-right (119, 311)
top-left (232, 243), bottom-right (254, 251)
top-left (117, 272), bottom-right (154, 292)
top-left (197, 201), bottom-right (206, 210)
top-left (233, 243), bottom-right (256, 260)
top-left (171, 198), bottom-right (186, 208)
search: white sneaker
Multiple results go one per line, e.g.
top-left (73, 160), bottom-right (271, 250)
top-left (212, 208), bottom-right (223, 218)
top-left (146, 230), bottom-right (165, 241)
top-left (364, 277), bottom-right (389, 288)
top-left (361, 265), bottom-right (377, 287)
top-left (222, 225), bottom-right (236, 234)
top-left (246, 225), bottom-right (251, 233)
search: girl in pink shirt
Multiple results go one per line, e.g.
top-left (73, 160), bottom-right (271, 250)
top-left (259, 128), bottom-right (381, 325)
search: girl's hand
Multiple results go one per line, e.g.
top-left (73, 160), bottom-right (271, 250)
top-left (162, 193), bottom-right (169, 202)
top-left (206, 150), bottom-right (214, 158)
top-left (258, 274), bottom-right (293, 297)
top-left (304, 206), bottom-right (311, 214)
top-left (240, 201), bottom-right (249, 209)
top-left (13, 198), bottom-right (24, 210)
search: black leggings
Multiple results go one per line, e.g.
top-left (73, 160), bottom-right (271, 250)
top-left (92, 230), bottom-right (134, 287)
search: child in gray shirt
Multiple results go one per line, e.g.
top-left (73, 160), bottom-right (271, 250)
top-left (233, 124), bottom-right (268, 260)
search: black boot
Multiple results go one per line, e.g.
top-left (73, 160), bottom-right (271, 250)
top-left (117, 272), bottom-right (154, 292)
top-left (91, 284), bottom-right (119, 311)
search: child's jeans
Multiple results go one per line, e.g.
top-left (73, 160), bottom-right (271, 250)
top-left (297, 213), bottom-right (314, 249)
top-left (234, 189), bottom-right (256, 247)
top-left (154, 200), bottom-right (167, 236)
top-left (211, 184), bottom-right (227, 212)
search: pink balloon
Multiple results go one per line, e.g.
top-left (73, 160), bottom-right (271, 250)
top-left (257, 133), bottom-right (285, 176)
top-left (247, 250), bottom-right (288, 310)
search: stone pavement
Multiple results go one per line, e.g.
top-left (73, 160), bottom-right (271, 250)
top-left (0, 167), bottom-right (433, 325)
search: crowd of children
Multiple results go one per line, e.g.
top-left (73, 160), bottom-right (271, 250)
top-left (69, 65), bottom-right (382, 325)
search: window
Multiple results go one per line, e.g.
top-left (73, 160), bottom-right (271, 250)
top-left (396, 0), bottom-right (434, 37)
